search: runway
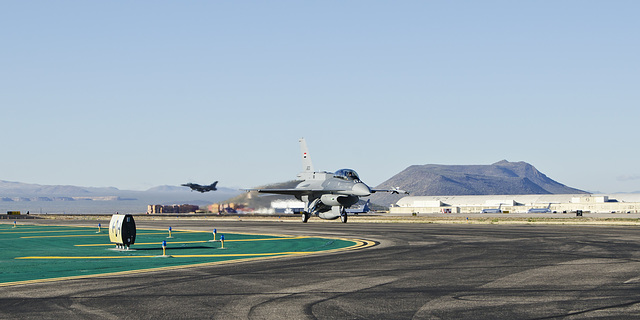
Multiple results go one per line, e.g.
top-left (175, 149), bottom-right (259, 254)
top-left (2, 219), bottom-right (640, 319)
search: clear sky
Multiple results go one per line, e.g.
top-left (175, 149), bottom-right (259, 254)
top-left (2, 1), bottom-right (639, 193)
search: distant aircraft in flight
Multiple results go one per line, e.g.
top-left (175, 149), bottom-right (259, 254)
top-left (245, 138), bottom-right (408, 223)
top-left (182, 181), bottom-right (218, 193)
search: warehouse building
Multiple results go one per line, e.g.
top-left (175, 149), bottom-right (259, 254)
top-left (390, 194), bottom-right (640, 214)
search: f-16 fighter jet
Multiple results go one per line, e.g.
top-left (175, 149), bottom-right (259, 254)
top-left (246, 138), bottom-right (408, 223)
top-left (182, 181), bottom-right (218, 193)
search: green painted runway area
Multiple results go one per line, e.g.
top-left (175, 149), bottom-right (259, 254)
top-left (0, 223), bottom-right (366, 286)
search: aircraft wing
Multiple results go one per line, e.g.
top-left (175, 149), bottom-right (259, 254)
top-left (244, 188), bottom-right (351, 196)
top-left (244, 188), bottom-right (314, 196)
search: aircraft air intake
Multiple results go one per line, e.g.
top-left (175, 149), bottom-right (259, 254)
top-left (351, 183), bottom-right (371, 196)
top-left (320, 194), bottom-right (359, 207)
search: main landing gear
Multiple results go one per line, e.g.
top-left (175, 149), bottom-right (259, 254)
top-left (301, 207), bottom-right (348, 223)
top-left (340, 207), bottom-right (348, 223)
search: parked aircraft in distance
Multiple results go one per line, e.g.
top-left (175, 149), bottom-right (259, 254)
top-left (390, 187), bottom-right (409, 195)
top-left (182, 181), bottom-right (218, 193)
top-left (245, 138), bottom-right (408, 223)
top-left (528, 203), bottom-right (552, 213)
top-left (346, 199), bottom-right (371, 214)
top-left (481, 203), bottom-right (503, 213)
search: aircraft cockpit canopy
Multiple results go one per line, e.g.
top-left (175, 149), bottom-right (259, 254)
top-left (334, 169), bottom-right (361, 182)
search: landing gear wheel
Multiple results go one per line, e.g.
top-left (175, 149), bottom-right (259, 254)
top-left (301, 212), bottom-right (310, 223)
top-left (340, 207), bottom-right (348, 223)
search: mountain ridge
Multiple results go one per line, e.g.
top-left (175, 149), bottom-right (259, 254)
top-left (370, 160), bottom-right (589, 206)
top-left (0, 160), bottom-right (592, 209)
top-left (0, 180), bottom-right (237, 195)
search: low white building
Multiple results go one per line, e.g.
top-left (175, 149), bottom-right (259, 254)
top-left (391, 194), bottom-right (640, 214)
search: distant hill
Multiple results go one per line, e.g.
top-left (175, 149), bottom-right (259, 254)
top-left (0, 180), bottom-right (238, 197)
top-left (0, 180), bottom-right (243, 213)
top-left (0, 180), bottom-right (97, 195)
top-left (370, 160), bottom-right (588, 206)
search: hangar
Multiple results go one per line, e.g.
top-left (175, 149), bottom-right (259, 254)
top-left (390, 194), bottom-right (640, 214)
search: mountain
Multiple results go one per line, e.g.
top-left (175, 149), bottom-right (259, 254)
top-left (0, 180), bottom-right (96, 195)
top-left (370, 160), bottom-right (588, 206)
top-left (0, 180), bottom-right (240, 202)
top-left (0, 180), bottom-right (241, 196)
top-left (0, 180), bottom-right (243, 214)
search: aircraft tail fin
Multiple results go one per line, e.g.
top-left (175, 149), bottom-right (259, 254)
top-left (363, 199), bottom-right (371, 212)
top-left (297, 138), bottom-right (315, 180)
top-left (299, 138), bottom-right (314, 172)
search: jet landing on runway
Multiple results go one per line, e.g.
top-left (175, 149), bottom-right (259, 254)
top-left (245, 138), bottom-right (408, 223)
top-left (182, 181), bottom-right (218, 193)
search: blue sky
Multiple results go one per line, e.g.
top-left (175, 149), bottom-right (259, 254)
top-left (2, 1), bottom-right (639, 193)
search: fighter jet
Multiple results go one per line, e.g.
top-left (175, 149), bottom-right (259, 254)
top-left (390, 187), bottom-right (410, 195)
top-left (182, 181), bottom-right (218, 193)
top-left (346, 199), bottom-right (371, 214)
top-left (246, 138), bottom-right (408, 223)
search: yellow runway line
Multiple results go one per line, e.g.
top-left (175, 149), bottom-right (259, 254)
top-left (3, 237), bottom-right (376, 287)
top-left (21, 234), bottom-right (108, 239)
top-left (16, 252), bottom-right (307, 259)
top-left (21, 232), bottom-right (188, 239)
top-left (0, 229), bottom-right (90, 234)
top-left (1, 250), bottom-right (338, 288)
top-left (74, 237), bottom-right (306, 246)
top-left (18, 239), bottom-right (375, 260)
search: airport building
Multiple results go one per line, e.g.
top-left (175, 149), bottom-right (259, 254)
top-left (390, 194), bottom-right (640, 214)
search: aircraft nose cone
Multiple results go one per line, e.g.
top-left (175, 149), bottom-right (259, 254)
top-left (352, 183), bottom-right (371, 196)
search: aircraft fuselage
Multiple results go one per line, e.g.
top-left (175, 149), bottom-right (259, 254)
top-left (291, 171), bottom-right (371, 220)
top-left (246, 139), bottom-right (407, 223)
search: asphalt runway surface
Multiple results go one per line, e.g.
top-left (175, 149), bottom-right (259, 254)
top-left (2, 219), bottom-right (640, 319)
